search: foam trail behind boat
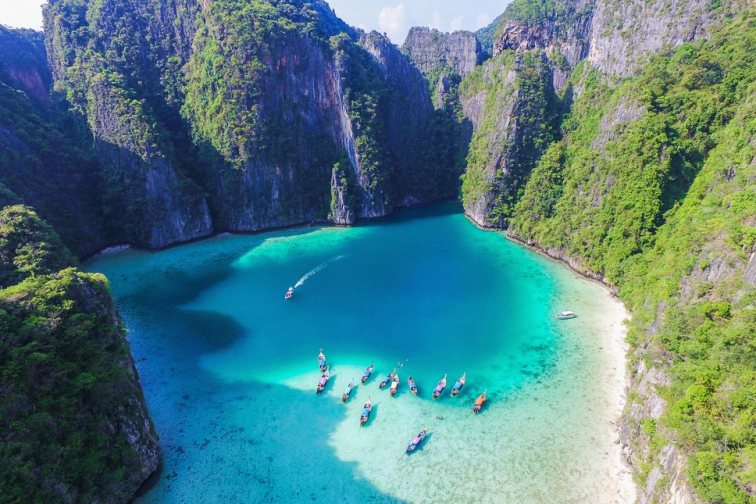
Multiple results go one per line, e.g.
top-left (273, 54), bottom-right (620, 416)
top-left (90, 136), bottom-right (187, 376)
top-left (294, 255), bottom-right (345, 288)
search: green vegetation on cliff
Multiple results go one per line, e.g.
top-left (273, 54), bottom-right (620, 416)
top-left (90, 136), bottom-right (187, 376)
top-left (183, 0), bottom-right (321, 164)
top-left (512, 14), bottom-right (754, 284)
top-left (0, 26), bottom-right (106, 256)
top-left (511, 14), bottom-right (755, 501)
top-left (461, 50), bottom-right (558, 225)
top-left (0, 206), bottom-right (159, 503)
top-left (0, 81), bottom-right (101, 254)
top-left (332, 33), bottom-right (391, 196)
top-left (622, 96), bottom-right (755, 502)
top-left (0, 206), bottom-right (75, 289)
top-left (502, 0), bottom-right (563, 24)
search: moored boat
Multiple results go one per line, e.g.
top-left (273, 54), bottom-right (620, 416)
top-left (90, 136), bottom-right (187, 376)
top-left (473, 389), bottom-right (487, 414)
top-left (406, 428), bottom-right (428, 454)
top-left (318, 348), bottom-right (327, 372)
top-left (316, 367), bottom-right (330, 394)
top-left (432, 374), bottom-right (447, 399)
top-left (379, 369), bottom-right (395, 389)
top-left (342, 379), bottom-right (355, 403)
top-left (556, 310), bottom-right (576, 320)
top-left (360, 397), bottom-right (372, 426)
top-left (361, 363), bottom-right (374, 384)
top-left (285, 286), bottom-right (294, 300)
top-left (390, 372), bottom-right (400, 397)
top-left (450, 372), bottom-right (466, 397)
top-left (408, 376), bottom-right (418, 395)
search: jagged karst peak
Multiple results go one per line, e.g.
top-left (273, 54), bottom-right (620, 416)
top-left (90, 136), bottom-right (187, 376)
top-left (0, 1), bottom-right (753, 502)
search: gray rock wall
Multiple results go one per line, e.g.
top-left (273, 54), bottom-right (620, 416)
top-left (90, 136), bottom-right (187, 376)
top-left (42, 0), bottom-right (449, 250)
top-left (588, 0), bottom-right (714, 76)
top-left (460, 52), bottom-right (558, 228)
top-left (493, 0), bottom-right (594, 91)
top-left (402, 27), bottom-right (483, 77)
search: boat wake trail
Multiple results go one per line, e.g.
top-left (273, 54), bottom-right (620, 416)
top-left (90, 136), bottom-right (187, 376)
top-left (294, 255), bottom-right (345, 289)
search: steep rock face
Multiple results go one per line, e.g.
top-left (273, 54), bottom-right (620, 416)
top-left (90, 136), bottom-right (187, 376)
top-left (0, 26), bottom-right (51, 104)
top-left (0, 207), bottom-right (159, 503)
top-left (510, 16), bottom-right (755, 502)
top-left (459, 57), bottom-right (517, 227)
top-left (183, 4), bottom-right (394, 228)
top-left (402, 27), bottom-right (483, 113)
top-left (361, 31), bottom-right (455, 206)
top-left (493, 0), bottom-right (594, 91)
top-left (42, 0), bottom-right (451, 245)
top-left (0, 27), bottom-right (109, 256)
top-left (186, 20), bottom-right (346, 231)
top-left (588, 0), bottom-right (732, 76)
top-left (487, 0), bottom-right (746, 83)
top-left (86, 72), bottom-right (213, 248)
top-left (402, 27), bottom-right (483, 78)
top-left (399, 28), bottom-right (478, 200)
top-left (329, 156), bottom-right (357, 225)
top-left (184, 1), bottom-right (453, 224)
top-left (44, 0), bottom-right (213, 249)
top-left (460, 51), bottom-right (558, 228)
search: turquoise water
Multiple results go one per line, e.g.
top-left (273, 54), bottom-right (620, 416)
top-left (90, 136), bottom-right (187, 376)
top-left (88, 203), bottom-right (631, 503)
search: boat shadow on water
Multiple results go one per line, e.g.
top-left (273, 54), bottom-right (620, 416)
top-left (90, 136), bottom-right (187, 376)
top-left (405, 432), bottom-right (432, 456)
top-left (361, 403), bottom-right (378, 428)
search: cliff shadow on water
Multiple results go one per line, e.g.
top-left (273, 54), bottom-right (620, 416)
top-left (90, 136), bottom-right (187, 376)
top-left (132, 379), bottom-right (407, 503)
top-left (95, 238), bottom-right (411, 502)
top-left (90, 203), bottom-right (627, 503)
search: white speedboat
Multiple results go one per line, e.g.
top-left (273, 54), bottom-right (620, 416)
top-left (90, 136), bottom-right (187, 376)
top-left (556, 311), bottom-right (576, 320)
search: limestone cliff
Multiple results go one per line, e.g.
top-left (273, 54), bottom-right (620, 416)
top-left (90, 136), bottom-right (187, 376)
top-left (0, 206), bottom-right (160, 503)
top-left (487, 0), bottom-right (747, 85)
top-left (402, 27), bottom-right (483, 78)
top-left (493, 0), bottom-right (594, 91)
top-left (0, 26), bottom-right (109, 256)
top-left (44, 0), bottom-right (213, 249)
top-left (459, 51), bottom-right (558, 228)
top-left (587, 0), bottom-right (750, 77)
top-left (452, 0), bottom-right (749, 230)
top-left (42, 0), bottom-right (455, 245)
top-left (0, 26), bottom-right (51, 104)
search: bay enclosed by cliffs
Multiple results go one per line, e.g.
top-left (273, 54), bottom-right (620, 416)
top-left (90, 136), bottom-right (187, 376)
top-left (88, 204), bottom-right (635, 503)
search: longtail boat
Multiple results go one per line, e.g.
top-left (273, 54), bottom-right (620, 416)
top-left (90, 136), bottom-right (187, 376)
top-left (379, 369), bottom-right (395, 389)
top-left (408, 376), bottom-right (418, 395)
top-left (450, 372), bottom-right (466, 397)
top-left (316, 367), bottom-right (330, 394)
top-left (360, 397), bottom-right (372, 426)
top-left (318, 348), bottom-right (327, 372)
top-left (406, 428), bottom-right (428, 454)
top-left (361, 363), bottom-right (374, 384)
top-left (473, 389), bottom-right (487, 414)
top-left (342, 379), bottom-right (355, 403)
top-left (432, 374), bottom-right (447, 399)
top-left (390, 372), bottom-right (400, 397)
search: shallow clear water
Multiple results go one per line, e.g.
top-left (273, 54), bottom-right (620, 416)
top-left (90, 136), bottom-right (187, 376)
top-left (87, 203), bottom-right (630, 503)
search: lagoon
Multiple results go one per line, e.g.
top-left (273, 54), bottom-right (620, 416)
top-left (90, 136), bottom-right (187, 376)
top-left (88, 203), bottom-right (633, 503)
